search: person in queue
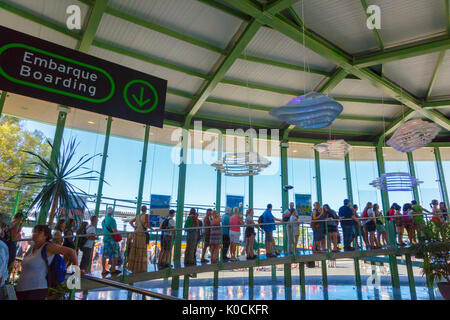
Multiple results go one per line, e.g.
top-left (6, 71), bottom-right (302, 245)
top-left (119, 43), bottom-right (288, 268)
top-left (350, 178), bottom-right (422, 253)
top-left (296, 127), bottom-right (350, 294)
top-left (229, 207), bottom-right (244, 261)
top-left (15, 225), bottom-right (77, 300)
top-left (184, 208), bottom-right (199, 266)
top-left (201, 209), bottom-right (213, 263)
top-left (221, 207), bottom-right (232, 262)
top-left (339, 199), bottom-right (356, 252)
top-left (311, 202), bottom-right (326, 253)
top-left (261, 204), bottom-right (281, 258)
top-left (101, 207), bottom-right (121, 276)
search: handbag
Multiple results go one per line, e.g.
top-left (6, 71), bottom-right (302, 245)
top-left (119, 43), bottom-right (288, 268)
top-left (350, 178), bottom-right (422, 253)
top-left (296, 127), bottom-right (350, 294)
top-left (105, 224), bottom-right (122, 242)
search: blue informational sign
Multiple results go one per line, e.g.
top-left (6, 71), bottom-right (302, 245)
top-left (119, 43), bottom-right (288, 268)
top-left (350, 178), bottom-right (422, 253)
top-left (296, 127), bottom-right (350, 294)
top-left (295, 193), bottom-right (312, 215)
top-left (226, 195), bottom-right (244, 214)
top-left (148, 214), bottom-right (161, 228)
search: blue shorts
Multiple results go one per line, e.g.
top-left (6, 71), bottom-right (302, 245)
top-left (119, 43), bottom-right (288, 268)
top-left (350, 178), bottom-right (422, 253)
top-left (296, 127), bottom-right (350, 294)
top-left (103, 238), bottom-right (120, 259)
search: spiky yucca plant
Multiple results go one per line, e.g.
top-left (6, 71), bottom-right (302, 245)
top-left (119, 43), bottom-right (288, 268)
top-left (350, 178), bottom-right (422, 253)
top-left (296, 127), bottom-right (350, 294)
top-left (9, 138), bottom-right (102, 227)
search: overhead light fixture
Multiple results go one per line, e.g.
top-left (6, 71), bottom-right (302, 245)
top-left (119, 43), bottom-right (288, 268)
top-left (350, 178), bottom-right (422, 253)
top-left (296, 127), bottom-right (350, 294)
top-left (211, 152), bottom-right (271, 176)
top-left (314, 139), bottom-right (351, 158)
top-left (269, 92), bottom-right (343, 129)
top-left (293, 150), bottom-right (298, 153)
top-left (370, 172), bottom-right (423, 191)
top-left (87, 121), bottom-right (95, 125)
top-left (387, 119), bottom-right (440, 152)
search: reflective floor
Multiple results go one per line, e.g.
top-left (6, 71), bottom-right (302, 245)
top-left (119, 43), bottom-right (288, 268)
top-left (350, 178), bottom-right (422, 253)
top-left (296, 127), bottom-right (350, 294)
top-left (77, 284), bottom-right (442, 300)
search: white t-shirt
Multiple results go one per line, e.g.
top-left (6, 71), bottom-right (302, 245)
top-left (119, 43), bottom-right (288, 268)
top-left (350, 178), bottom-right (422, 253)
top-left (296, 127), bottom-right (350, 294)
top-left (365, 208), bottom-right (375, 224)
top-left (83, 225), bottom-right (97, 248)
top-left (168, 218), bottom-right (175, 228)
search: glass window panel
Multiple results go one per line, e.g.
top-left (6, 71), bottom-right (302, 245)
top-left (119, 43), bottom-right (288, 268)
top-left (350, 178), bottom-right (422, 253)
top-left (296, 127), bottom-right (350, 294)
top-left (413, 147), bottom-right (440, 207)
top-left (349, 147), bottom-right (381, 210)
top-left (439, 147), bottom-right (450, 203)
top-left (320, 153), bottom-right (347, 211)
top-left (383, 147), bottom-right (413, 206)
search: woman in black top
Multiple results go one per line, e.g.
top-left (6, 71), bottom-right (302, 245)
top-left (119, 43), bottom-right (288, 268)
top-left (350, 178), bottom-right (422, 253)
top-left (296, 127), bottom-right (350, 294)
top-left (323, 204), bottom-right (339, 252)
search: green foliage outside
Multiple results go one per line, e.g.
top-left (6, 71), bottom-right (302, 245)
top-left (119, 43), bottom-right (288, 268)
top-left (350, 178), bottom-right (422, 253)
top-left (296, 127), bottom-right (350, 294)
top-left (0, 115), bottom-right (51, 216)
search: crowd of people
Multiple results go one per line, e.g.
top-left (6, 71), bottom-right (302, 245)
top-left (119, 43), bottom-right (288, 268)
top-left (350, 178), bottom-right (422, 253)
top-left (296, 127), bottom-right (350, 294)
top-left (0, 197), bottom-right (447, 300)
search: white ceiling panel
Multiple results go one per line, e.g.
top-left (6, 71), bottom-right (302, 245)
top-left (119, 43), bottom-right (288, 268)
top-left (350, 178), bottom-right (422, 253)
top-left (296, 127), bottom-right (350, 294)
top-left (331, 79), bottom-right (387, 99)
top-left (96, 14), bottom-right (221, 74)
top-left (293, 0), bottom-right (379, 54)
top-left (245, 27), bottom-right (336, 72)
top-left (367, 0), bottom-right (446, 48)
top-left (108, 0), bottom-right (243, 49)
top-left (384, 52), bottom-right (440, 98)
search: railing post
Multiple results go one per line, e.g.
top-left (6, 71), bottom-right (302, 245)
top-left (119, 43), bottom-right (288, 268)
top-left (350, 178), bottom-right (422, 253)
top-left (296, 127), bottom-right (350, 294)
top-left (172, 125), bottom-right (189, 290)
top-left (434, 147), bottom-right (449, 206)
top-left (38, 107), bottom-right (68, 224)
top-left (95, 116), bottom-right (112, 217)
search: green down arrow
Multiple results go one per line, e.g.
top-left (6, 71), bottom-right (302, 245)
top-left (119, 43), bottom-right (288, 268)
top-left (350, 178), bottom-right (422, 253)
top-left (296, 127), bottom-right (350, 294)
top-left (132, 87), bottom-right (151, 107)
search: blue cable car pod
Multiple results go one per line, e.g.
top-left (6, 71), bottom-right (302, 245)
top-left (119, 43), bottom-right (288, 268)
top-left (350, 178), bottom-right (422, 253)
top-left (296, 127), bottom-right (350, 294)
top-left (269, 92), bottom-right (343, 129)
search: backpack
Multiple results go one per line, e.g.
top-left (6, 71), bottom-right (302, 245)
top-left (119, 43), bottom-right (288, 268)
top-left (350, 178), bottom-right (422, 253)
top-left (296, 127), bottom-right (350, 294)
top-left (258, 214), bottom-right (263, 224)
top-left (1, 229), bottom-right (16, 268)
top-left (161, 218), bottom-right (170, 230)
top-left (362, 209), bottom-right (368, 218)
top-left (41, 242), bottom-right (66, 288)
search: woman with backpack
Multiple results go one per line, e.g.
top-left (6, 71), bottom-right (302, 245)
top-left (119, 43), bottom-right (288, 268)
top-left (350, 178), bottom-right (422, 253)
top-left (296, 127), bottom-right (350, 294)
top-left (244, 209), bottom-right (257, 260)
top-left (311, 202), bottom-right (326, 253)
top-left (15, 224), bottom-right (77, 300)
top-left (363, 202), bottom-right (377, 249)
top-left (157, 209), bottom-right (175, 269)
top-left (128, 205), bottom-right (151, 274)
top-left (184, 208), bottom-right (199, 266)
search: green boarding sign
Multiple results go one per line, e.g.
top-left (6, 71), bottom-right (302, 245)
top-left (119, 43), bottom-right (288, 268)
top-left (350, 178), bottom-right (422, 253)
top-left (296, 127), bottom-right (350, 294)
top-left (0, 25), bottom-right (167, 127)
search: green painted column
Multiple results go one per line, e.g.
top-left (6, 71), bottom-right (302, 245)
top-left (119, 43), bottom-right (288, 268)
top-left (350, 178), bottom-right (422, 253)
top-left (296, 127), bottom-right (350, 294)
top-left (345, 153), bottom-right (362, 289)
top-left (375, 145), bottom-right (401, 296)
top-left (94, 116), bottom-right (112, 216)
top-left (344, 154), bottom-right (353, 204)
top-left (248, 136), bottom-right (254, 288)
top-left (299, 262), bottom-right (306, 299)
top-left (405, 254), bottom-right (417, 300)
top-left (434, 147), bottom-right (449, 206)
top-left (172, 125), bottom-right (189, 290)
top-left (314, 150), bottom-right (322, 203)
top-left (0, 91), bottom-right (6, 115)
top-left (214, 133), bottom-right (222, 288)
top-left (321, 260), bottom-right (328, 288)
top-left (280, 140), bottom-right (291, 287)
top-left (136, 125), bottom-right (150, 215)
top-left (183, 275), bottom-right (189, 299)
top-left (12, 188), bottom-right (22, 217)
top-left (407, 152), bottom-right (420, 202)
top-left (38, 108), bottom-right (67, 224)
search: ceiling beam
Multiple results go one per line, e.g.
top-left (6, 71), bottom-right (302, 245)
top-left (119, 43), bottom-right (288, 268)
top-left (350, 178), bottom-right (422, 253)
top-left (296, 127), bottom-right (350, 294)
top-left (184, 19), bottom-right (262, 126)
top-left (426, 51), bottom-right (446, 99)
top-left (354, 37), bottom-right (450, 68)
top-left (77, 0), bottom-right (108, 53)
top-left (265, 0), bottom-right (300, 14)
top-left (221, 0), bottom-right (450, 131)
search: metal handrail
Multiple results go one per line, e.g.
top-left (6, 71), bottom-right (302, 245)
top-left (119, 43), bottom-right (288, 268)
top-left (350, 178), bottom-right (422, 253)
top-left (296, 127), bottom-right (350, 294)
top-left (81, 275), bottom-right (183, 300)
top-left (14, 211), bottom-right (441, 242)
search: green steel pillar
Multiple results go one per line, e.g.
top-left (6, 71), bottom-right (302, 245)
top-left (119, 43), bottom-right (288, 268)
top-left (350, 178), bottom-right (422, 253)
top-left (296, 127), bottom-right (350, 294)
top-left (280, 140), bottom-right (291, 287)
top-left (94, 116), bottom-right (112, 216)
top-left (299, 262), bottom-right (306, 299)
top-left (12, 188), bottom-right (22, 217)
top-left (321, 260), bottom-right (328, 288)
top-left (0, 91), bottom-right (6, 116)
top-left (172, 125), bottom-right (189, 290)
top-left (405, 254), bottom-right (417, 300)
top-left (183, 275), bottom-right (189, 299)
top-left (407, 152), bottom-right (420, 202)
top-left (375, 145), bottom-right (401, 295)
top-left (344, 154), bottom-right (353, 204)
top-left (38, 108), bottom-right (67, 224)
top-left (136, 125), bottom-right (150, 215)
top-left (314, 150), bottom-right (322, 204)
top-left (345, 154), bottom-right (361, 288)
top-left (248, 136), bottom-right (254, 288)
top-left (214, 133), bottom-right (222, 288)
top-left (434, 147), bottom-right (449, 206)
